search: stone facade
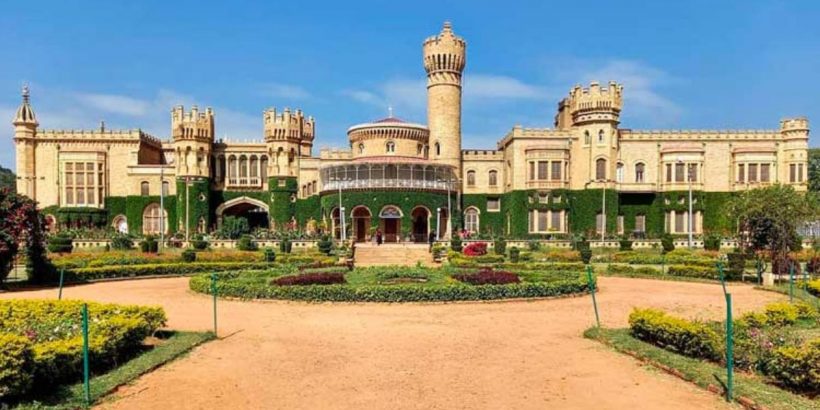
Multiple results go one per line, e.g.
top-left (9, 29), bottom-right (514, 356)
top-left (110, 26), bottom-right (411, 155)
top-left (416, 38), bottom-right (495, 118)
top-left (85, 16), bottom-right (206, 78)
top-left (12, 22), bottom-right (810, 240)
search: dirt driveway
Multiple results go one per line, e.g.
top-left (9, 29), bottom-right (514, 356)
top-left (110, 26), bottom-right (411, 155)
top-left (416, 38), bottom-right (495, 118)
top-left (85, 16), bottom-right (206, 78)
top-left (3, 277), bottom-right (782, 409)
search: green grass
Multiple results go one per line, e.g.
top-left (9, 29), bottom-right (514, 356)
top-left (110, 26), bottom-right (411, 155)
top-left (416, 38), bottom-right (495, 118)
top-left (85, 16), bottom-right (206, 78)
top-left (584, 327), bottom-right (820, 410)
top-left (13, 331), bottom-right (215, 409)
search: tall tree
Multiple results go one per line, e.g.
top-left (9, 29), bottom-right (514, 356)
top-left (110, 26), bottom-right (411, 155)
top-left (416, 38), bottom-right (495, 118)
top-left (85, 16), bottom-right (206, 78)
top-left (809, 148), bottom-right (820, 192)
top-left (0, 165), bottom-right (15, 194)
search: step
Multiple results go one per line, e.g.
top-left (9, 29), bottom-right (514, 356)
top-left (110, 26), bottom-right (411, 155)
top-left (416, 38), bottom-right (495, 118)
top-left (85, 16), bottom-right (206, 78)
top-left (353, 243), bottom-right (435, 267)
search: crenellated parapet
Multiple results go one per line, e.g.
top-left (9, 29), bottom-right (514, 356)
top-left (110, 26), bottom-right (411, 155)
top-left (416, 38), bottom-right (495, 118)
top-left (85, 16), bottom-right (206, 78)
top-left (263, 107), bottom-right (315, 143)
top-left (562, 81), bottom-right (623, 126)
top-left (780, 117), bottom-right (810, 140)
top-left (171, 105), bottom-right (214, 142)
top-left (423, 21), bottom-right (467, 87)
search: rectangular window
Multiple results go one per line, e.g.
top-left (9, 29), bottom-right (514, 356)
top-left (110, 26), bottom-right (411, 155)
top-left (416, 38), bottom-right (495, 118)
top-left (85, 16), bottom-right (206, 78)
top-left (688, 164), bottom-right (697, 182)
top-left (529, 162), bottom-right (535, 180)
top-left (76, 171), bottom-right (84, 186)
top-left (760, 164), bottom-right (770, 182)
top-left (738, 164), bottom-right (745, 182)
top-left (551, 161), bottom-right (562, 181)
top-left (799, 164), bottom-right (804, 182)
top-left (596, 213), bottom-right (604, 234)
top-left (538, 211), bottom-right (548, 232)
top-left (551, 211), bottom-right (561, 231)
top-left (790, 164), bottom-right (796, 182)
top-left (65, 188), bottom-right (74, 205)
top-left (87, 188), bottom-right (95, 205)
top-left (635, 215), bottom-right (646, 233)
top-left (77, 188), bottom-right (85, 205)
top-left (528, 211), bottom-right (534, 232)
top-left (617, 215), bottom-right (624, 235)
top-left (748, 164), bottom-right (758, 182)
top-left (675, 163), bottom-right (685, 182)
top-left (487, 198), bottom-right (500, 212)
top-left (537, 162), bottom-right (548, 180)
top-left (666, 163), bottom-right (672, 182)
top-left (675, 212), bottom-right (685, 233)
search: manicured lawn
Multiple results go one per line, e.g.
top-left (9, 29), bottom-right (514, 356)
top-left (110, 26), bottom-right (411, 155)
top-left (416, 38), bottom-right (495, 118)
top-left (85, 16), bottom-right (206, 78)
top-left (585, 327), bottom-right (820, 410)
top-left (14, 331), bottom-right (214, 409)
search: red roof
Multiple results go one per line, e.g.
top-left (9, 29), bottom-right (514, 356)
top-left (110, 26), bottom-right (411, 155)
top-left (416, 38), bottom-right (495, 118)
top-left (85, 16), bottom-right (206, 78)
top-left (372, 117), bottom-right (406, 124)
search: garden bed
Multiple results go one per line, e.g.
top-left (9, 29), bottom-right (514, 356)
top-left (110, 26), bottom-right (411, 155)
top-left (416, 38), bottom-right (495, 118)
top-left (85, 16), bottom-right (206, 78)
top-left (189, 266), bottom-right (593, 303)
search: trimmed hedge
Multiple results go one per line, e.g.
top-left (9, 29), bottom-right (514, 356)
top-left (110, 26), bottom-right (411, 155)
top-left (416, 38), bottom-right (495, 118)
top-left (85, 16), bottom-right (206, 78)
top-left (452, 268), bottom-right (520, 285)
top-left (65, 262), bottom-right (278, 281)
top-left (768, 339), bottom-right (820, 393)
top-left (272, 272), bottom-right (346, 286)
top-left (667, 264), bottom-right (717, 280)
top-left (190, 272), bottom-right (592, 303)
top-left (0, 299), bottom-right (165, 401)
top-left (628, 308), bottom-right (722, 361)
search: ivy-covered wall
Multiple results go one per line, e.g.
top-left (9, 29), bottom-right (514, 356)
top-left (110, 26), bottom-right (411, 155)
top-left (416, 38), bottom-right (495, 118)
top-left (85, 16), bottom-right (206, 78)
top-left (175, 177), bottom-right (209, 234)
top-left (105, 195), bottom-right (177, 235)
top-left (318, 190), bottom-right (452, 237)
top-left (295, 195), bottom-right (321, 227)
top-left (269, 176), bottom-right (297, 228)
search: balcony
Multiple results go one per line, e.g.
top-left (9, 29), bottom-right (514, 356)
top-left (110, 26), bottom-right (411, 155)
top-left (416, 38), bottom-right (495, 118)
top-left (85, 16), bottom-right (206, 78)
top-left (616, 182), bottom-right (656, 193)
top-left (526, 180), bottom-right (568, 189)
top-left (320, 163), bottom-right (457, 193)
top-left (226, 176), bottom-right (262, 189)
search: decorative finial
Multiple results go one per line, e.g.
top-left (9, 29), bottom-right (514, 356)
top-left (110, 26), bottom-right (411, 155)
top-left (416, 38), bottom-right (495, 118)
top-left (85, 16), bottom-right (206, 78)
top-left (388, 105), bottom-right (393, 118)
top-left (442, 21), bottom-right (452, 32)
top-left (100, 120), bottom-right (106, 132)
top-left (21, 83), bottom-right (30, 103)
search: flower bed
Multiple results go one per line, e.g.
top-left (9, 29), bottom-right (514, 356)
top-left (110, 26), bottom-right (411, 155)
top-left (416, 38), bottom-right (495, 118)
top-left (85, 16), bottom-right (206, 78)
top-left (452, 268), bottom-right (520, 285)
top-left (628, 308), bottom-right (722, 361)
top-left (51, 250), bottom-right (334, 270)
top-left (463, 242), bottom-right (488, 256)
top-left (66, 262), bottom-right (280, 281)
top-left (272, 272), bottom-right (346, 286)
top-left (0, 299), bottom-right (166, 401)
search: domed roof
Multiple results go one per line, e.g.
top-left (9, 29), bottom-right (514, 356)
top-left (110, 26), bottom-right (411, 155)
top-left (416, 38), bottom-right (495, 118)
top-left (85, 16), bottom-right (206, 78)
top-left (13, 85), bottom-right (37, 126)
top-left (347, 116), bottom-right (428, 133)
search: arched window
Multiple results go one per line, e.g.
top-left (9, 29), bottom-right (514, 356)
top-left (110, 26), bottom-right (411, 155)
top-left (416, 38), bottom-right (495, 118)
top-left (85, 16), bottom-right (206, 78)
top-left (598, 129), bottom-right (605, 143)
top-left (260, 156), bottom-right (268, 180)
top-left (584, 131), bottom-right (591, 145)
top-left (466, 170), bottom-right (476, 186)
top-left (616, 162), bottom-right (624, 182)
top-left (386, 141), bottom-right (395, 153)
top-left (358, 143), bottom-right (365, 154)
top-left (488, 170), bottom-right (498, 186)
top-left (142, 203), bottom-right (167, 235)
top-left (635, 162), bottom-right (645, 183)
top-left (112, 214), bottom-right (128, 234)
top-left (435, 142), bottom-right (441, 156)
top-left (464, 207), bottom-right (479, 234)
top-left (140, 181), bottom-right (149, 196)
top-left (596, 158), bottom-right (607, 181)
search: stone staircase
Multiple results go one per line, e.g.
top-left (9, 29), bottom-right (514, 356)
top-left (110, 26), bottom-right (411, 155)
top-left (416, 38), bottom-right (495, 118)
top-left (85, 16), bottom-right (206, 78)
top-left (353, 243), bottom-right (435, 267)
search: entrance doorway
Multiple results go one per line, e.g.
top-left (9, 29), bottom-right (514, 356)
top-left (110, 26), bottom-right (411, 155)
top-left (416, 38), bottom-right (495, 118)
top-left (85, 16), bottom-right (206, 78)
top-left (216, 197), bottom-right (270, 231)
top-left (352, 206), bottom-right (371, 242)
top-left (379, 205), bottom-right (403, 243)
top-left (411, 207), bottom-right (430, 243)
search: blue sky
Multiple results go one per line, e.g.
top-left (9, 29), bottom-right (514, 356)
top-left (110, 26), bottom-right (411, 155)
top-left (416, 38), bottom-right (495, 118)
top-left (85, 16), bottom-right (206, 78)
top-left (2, 0), bottom-right (819, 170)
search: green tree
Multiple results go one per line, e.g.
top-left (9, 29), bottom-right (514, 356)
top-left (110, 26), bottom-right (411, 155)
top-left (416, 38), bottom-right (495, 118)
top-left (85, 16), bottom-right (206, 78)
top-left (0, 165), bottom-right (15, 194)
top-left (729, 184), bottom-right (818, 265)
top-left (219, 216), bottom-right (250, 239)
top-left (809, 148), bottom-right (820, 192)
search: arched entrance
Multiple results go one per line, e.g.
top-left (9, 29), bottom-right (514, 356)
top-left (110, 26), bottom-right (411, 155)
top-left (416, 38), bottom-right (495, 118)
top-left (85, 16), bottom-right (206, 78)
top-left (411, 206), bottom-right (430, 243)
top-left (111, 214), bottom-right (128, 234)
top-left (379, 205), bottom-right (403, 243)
top-left (216, 197), bottom-right (270, 231)
top-left (352, 206), bottom-right (371, 242)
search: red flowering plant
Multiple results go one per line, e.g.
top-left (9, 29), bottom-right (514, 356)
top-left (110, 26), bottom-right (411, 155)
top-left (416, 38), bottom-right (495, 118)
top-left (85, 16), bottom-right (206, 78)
top-left (462, 242), bottom-right (488, 257)
top-left (0, 188), bottom-right (49, 284)
top-left (452, 268), bottom-right (520, 285)
top-left (272, 271), bottom-right (346, 286)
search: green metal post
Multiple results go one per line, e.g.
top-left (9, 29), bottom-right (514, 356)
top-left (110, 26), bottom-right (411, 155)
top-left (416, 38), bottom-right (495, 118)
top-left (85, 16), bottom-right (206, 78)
top-left (82, 303), bottom-right (91, 406)
top-left (717, 261), bottom-right (727, 295)
top-left (211, 273), bottom-right (217, 336)
top-left (58, 269), bottom-right (65, 300)
top-left (725, 293), bottom-right (734, 402)
top-left (586, 265), bottom-right (600, 328)
top-left (789, 262), bottom-right (795, 303)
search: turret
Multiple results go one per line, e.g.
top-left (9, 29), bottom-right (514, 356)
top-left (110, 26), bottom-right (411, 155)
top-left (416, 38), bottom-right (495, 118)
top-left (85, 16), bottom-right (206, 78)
top-left (423, 21), bottom-right (466, 175)
top-left (171, 105), bottom-right (214, 177)
top-left (13, 85), bottom-right (38, 197)
top-left (563, 81), bottom-right (623, 126)
top-left (263, 107), bottom-right (315, 176)
top-left (780, 117), bottom-right (809, 140)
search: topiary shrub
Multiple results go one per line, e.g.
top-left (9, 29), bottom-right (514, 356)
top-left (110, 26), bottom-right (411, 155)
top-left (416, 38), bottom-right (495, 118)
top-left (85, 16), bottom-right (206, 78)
top-left (272, 271), bottom-right (346, 286)
top-left (450, 235), bottom-right (463, 252)
top-left (628, 308), bottom-right (721, 361)
top-left (139, 236), bottom-right (158, 254)
top-left (47, 233), bottom-right (73, 254)
top-left (236, 234), bottom-right (257, 251)
top-left (110, 233), bottom-right (133, 250)
top-left (509, 247), bottom-right (520, 263)
top-left (452, 268), bottom-right (520, 285)
top-left (703, 233), bottom-right (721, 251)
top-left (579, 248), bottom-right (592, 264)
top-left (263, 248), bottom-right (276, 262)
top-left (279, 238), bottom-right (292, 254)
top-left (494, 237), bottom-right (507, 255)
top-left (661, 234), bottom-right (675, 253)
top-left (191, 234), bottom-right (209, 250)
top-left (618, 237), bottom-right (633, 251)
top-left (181, 249), bottom-right (196, 263)
top-left (317, 235), bottom-right (333, 255)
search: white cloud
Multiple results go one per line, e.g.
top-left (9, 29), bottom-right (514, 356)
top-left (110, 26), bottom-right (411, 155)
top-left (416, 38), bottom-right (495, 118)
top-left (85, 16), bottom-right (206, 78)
top-left (257, 83), bottom-right (312, 100)
top-left (341, 89), bottom-right (385, 106)
top-left (74, 93), bottom-right (151, 116)
top-left (464, 75), bottom-right (546, 99)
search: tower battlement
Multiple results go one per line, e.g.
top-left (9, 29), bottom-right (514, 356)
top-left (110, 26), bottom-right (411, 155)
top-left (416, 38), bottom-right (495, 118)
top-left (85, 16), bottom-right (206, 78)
top-left (263, 107), bottom-right (315, 142)
top-left (780, 117), bottom-right (809, 140)
top-left (423, 21), bottom-right (466, 80)
top-left (562, 81), bottom-right (623, 126)
top-left (171, 105), bottom-right (214, 141)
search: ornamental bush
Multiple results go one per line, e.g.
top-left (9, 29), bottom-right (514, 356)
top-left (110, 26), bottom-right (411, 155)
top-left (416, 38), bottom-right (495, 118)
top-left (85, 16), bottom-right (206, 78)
top-left (463, 242), bottom-right (488, 256)
top-left (139, 236), bottom-right (158, 253)
top-left (317, 235), bottom-right (333, 255)
top-left (806, 256), bottom-right (820, 274)
top-left (808, 279), bottom-right (820, 298)
top-left (47, 233), bottom-right (73, 254)
top-left (450, 235), bottom-right (463, 252)
top-left (628, 308), bottom-right (722, 361)
top-left (509, 247), bottom-right (520, 263)
top-left (263, 248), bottom-right (276, 262)
top-left (452, 268), bottom-right (520, 285)
top-left (618, 237), bottom-right (633, 251)
top-left (110, 233), bottom-right (134, 250)
top-left (191, 234), bottom-right (209, 250)
top-left (181, 249), bottom-right (196, 263)
top-left (271, 271), bottom-right (346, 286)
top-left (768, 339), bottom-right (820, 393)
top-left (0, 333), bottom-right (33, 399)
top-left (237, 234), bottom-right (257, 251)
top-left (772, 254), bottom-right (802, 276)
top-left (661, 234), bottom-right (675, 253)
top-left (703, 233), bottom-right (722, 251)
top-left (494, 237), bottom-right (507, 255)
top-left (605, 264), bottom-right (660, 277)
top-left (67, 261), bottom-right (277, 281)
top-left (279, 238), bottom-right (292, 254)
top-left (726, 251), bottom-right (746, 280)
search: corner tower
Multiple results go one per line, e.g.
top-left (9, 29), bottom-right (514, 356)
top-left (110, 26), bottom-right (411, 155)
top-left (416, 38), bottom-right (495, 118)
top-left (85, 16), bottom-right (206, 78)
top-left (263, 107), bottom-right (315, 177)
top-left (423, 21), bottom-right (466, 175)
top-left (171, 105), bottom-right (214, 237)
top-left (13, 85), bottom-right (38, 198)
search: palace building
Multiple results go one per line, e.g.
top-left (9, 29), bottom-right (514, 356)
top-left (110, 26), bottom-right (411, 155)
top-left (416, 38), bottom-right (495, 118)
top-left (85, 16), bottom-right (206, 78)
top-left (12, 22), bottom-right (810, 241)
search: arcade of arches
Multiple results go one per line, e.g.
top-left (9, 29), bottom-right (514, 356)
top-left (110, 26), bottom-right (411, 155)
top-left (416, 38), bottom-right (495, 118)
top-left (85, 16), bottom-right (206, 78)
top-left (331, 205), bottom-right (449, 243)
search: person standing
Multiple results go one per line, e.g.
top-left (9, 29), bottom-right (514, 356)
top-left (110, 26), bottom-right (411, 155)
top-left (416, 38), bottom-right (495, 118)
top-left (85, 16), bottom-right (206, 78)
top-left (428, 230), bottom-right (436, 252)
top-left (376, 228), bottom-right (383, 246)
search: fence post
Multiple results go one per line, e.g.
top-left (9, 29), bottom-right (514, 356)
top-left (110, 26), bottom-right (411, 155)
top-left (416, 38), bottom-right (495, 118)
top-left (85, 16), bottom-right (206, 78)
top-left (82, 303), bottom-right (91, 407)
top-left (211, 273), bottom-right (218, 336)
top-left (586, 265), bottom-right (600, 328)
top-left (789, 261), bottom-right (795, 303)
top-left (725, 293), bottom-right (734, 402)
top-left (58, 269), bottom-right (65, 300)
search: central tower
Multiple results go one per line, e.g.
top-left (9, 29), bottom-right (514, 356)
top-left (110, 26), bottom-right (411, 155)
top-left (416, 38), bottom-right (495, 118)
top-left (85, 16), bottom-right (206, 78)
top-left (423, 21), bottom-right (466, 175)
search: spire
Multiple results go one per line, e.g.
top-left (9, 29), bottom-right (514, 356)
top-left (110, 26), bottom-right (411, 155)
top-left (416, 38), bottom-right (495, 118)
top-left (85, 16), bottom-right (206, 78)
top-left (14, 83), bottom-right (38, 127)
